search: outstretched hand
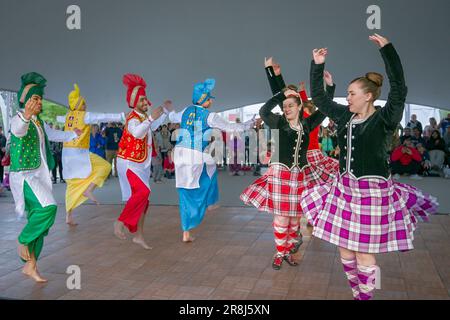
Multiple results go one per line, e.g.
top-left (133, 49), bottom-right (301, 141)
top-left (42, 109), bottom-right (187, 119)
top-left (150, 106), bottom-right (164, 121)
top-left (312, 48), bottom-right (328, 64)
top-left (162, 100), bottom-right (173, 112)
top-left (369, 33), bottom-right (390, 48)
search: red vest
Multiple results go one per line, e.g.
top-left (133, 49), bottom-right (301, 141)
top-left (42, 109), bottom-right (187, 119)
top-left (117, 111), bottom-right (149, 163)
top-left (303, 111), bottom-right (320, 150)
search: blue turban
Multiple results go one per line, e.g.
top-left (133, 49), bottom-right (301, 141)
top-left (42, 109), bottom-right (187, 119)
top-left (192, 78), bottom-right (216, 105)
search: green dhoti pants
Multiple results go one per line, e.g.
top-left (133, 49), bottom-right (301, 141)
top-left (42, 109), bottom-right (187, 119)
top-left (18, 181), bottom-right (57, 262)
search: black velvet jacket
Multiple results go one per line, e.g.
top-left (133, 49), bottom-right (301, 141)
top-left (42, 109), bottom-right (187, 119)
top-left (310, 43), bottom-right (408, 178)
top-left (259, 92), bottom-right (326, 169)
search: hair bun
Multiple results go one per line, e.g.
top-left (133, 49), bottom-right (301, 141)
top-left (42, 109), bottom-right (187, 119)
top-left (365, 72), bottom-right (383, 87)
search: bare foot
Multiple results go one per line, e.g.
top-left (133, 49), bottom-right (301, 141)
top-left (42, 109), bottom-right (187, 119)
top-left (132, 237), bottom-right (152, 250)
top-left (22, 263), bottom-right (48, 283)
top-left (207, 204), bottom-right (220, 212)
top-left (114, 221), bottom-right (127, 240)
top-left (66, 212), bottom-right (78, 226)
top-left (83, 190), bottom-right (99, 205)
top-left (17, 242), bottom-right (30, 261)
top-left (182, 231), bottom-right (195, 243)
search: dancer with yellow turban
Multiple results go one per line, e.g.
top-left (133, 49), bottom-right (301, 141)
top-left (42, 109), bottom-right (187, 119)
top-left (10, 72), bottom-right (80, 282)
top-left (57, 84), bottom-right (125, 226)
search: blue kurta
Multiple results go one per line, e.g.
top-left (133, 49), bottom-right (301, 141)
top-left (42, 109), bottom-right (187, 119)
top-left (176, 105), bottom-right (219, 231)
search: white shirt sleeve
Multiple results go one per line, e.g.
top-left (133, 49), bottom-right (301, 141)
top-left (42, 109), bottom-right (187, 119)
top-left (84, 112), bottom-right (126, 125)
top-left (150, 113), bottom-right (168, 132)
top-left (207, 112), bottom-right (255, 132)
top-left (167, 108), bottom-right (186, 124)
top-left (10, 113), bottom-right (30, 138)
top-left (44, 123), bottom-right (78, 142)
top-left (56, 115), bottom-right (67, 123)
top-left (128, 118), bottom-right (151, 139)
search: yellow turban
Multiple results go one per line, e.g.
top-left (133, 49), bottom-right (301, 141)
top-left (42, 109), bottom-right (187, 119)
top-left (68, 84), bottom-right (86, 110)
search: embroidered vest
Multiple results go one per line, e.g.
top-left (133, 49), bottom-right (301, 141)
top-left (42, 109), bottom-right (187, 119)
top-left (63, 110), bottom-right (90, 149)
top-left (176, 105), bottom-right (211, 152)
top-left (117, 111), bottom-right (148, 163)
top-left (10, 115), bottom-right (55, 172)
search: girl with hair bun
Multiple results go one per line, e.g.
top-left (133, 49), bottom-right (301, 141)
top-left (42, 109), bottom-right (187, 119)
top-left (301, 34), bottom-right (439, 300)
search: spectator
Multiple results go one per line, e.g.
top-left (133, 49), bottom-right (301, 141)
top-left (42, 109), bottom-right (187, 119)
top-left (105, 122), bottom-right (123, 177)
top-left (391, 138), bottom-right (422, 180)
top-left (89, 124), bottom-right (107, 159)
top-left (426, 129), bottom-right (446, 171)
top-left (444, 126), bottom-right (450, 148)
top-left (50, 125), bottom-right (64, 183)
top-left (400, 127), bottom-right (412, 144)
top-left (406, 114), bottom-right (423, 134)
top-left (229, 118), bottom-right (244, 176)
top-left (320, 127), bottom-right (335, 156)
top-left (411, 127), bottom-right (426, 147)
top-left (423, 117), bottom-right (439, 141)
top-left (0, 126), bottom-right (6, 184)
top-left (151, 132), bottom-right (163, 183)
top-left (439, 113), bottom-right (450, 136)
top-left (159, 125), bottom-right (171, 163)
top-left (327, 119), bottom-right (338, 147)
top-left (444, 126), bottom-right (450, 166)
top-left (417, 143), bottom-right (431, 176)
top-left (163, 147), bottom-right (175, 179)
top-left (253, 120), bottom-right (265, 176)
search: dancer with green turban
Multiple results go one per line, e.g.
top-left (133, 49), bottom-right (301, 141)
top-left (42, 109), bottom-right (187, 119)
top-left (10, 72), bottom-right (80, 282)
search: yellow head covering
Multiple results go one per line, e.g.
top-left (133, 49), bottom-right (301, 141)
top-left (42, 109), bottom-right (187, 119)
top-left (68, 84), bottom-right (86, 110)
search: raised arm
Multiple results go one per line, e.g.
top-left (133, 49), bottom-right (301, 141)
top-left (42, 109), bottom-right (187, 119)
top-left (264, 57), bottom-right (286, 95)
top-left (84, 112), bottom-right (125, 125)
top-left (310, 49), bottom-right (348, 121)
top-left (259, 92), bottom-right (284, 128)
top-left (305, 110), bottom-right (327, 132)
top-left (207, 113), bottom-right (255, 132)
top-left (44, 123), bottom-right (78, 142)
top-left (370, 34), bottom-right (408, 129)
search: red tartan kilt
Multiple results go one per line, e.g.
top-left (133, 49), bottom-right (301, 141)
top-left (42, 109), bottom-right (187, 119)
top-left (306, 149), bottom-right (339, 183)
top-left (240, 164), bottom-right (322, 217)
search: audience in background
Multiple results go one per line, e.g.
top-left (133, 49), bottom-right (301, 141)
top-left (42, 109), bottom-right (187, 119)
top-left (89, 124), bottom-right (107, 159)
top-left (105, 122), bottom-right (123, 177)
top-left (406, 114), bottom-right (423, 134)
top-left (320, 127), bottom-right (335, 156)
top-left (391, 138), bottom-right (422, 180)
top-left (0, 126), bottom-right (6, 184)
top-left (417, 143), bottom-right (431, 176)
top-left (427, 129), bottom-right (446, 172)
top-left (49, 124), bottom-right (64, 183)
top-left (439, 113), bottom-right (450, 137)
top-left (152, 132), bottom-right (164, 184)
top-left (411, 127), bottom-right (426, 147)
top-left (400, 127), bottom-right (412, 144)
top-left (423, 117), bottom-right (439, 141)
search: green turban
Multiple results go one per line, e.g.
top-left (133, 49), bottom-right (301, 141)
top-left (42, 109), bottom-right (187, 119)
top-left (17, 72), bottom-right (47, 108)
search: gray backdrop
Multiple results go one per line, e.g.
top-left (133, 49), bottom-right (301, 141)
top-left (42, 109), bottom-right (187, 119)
top-left (1, 0), bottom-right (449, 112)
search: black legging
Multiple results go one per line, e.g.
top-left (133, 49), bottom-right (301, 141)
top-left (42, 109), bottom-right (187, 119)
top-left (52, 153), bottom-right (63, 181)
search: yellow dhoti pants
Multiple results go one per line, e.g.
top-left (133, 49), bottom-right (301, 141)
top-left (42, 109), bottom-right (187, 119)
top-left (65, 153), bottom-right (111, 212)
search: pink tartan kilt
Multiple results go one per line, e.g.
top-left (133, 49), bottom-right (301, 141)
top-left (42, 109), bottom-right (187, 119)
top-left (240, 164), bottom-right (323, 217)
top-left (307, 149), bottom-right (339, 183)
top-left (300, 173), bottom-right (439, 253)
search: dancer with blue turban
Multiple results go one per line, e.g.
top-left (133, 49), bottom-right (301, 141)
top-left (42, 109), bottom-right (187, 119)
top-left (168, 79), bottom-right (257, 242)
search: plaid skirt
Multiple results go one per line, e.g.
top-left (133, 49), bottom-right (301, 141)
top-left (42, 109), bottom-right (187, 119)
top-left (240, 164), bottom-right (323, 217)
top-left (307, 149), bottom-right (339, 183)
top-left (300, 173), bottom-right (439, 253)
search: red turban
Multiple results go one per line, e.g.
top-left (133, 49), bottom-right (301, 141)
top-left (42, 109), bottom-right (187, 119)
top-left (123, 74), bottom-right (151, 108)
